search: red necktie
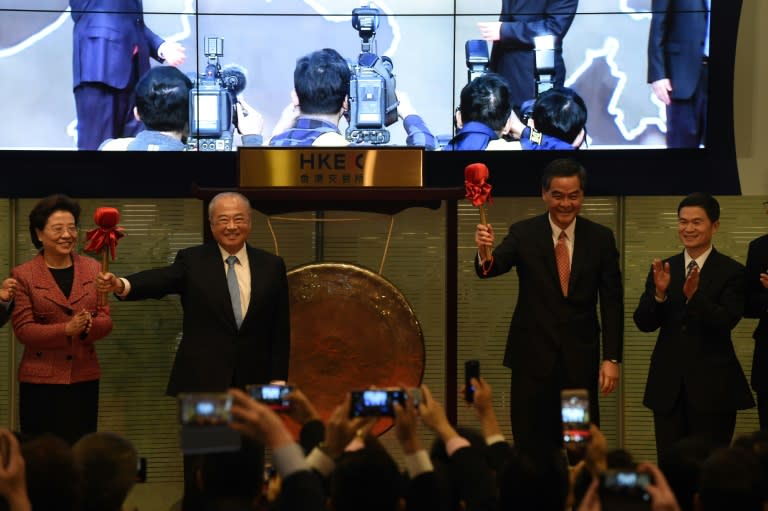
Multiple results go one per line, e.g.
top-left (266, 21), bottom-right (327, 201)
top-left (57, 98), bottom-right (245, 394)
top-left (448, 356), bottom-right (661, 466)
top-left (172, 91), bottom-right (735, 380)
top-left (556, 231), bottom-right (570, 297)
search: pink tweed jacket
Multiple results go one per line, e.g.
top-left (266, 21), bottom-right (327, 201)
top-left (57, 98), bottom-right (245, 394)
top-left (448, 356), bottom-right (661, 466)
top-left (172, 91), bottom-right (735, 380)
top-left (11, 253), bottom-right (112, 384)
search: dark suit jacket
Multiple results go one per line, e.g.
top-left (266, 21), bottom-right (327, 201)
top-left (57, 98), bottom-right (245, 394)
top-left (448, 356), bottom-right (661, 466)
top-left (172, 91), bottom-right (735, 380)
top-left (124, 242), bottom-right (290, 396)
top-left (745, 234), bottom-right (768, 392)
top-left (634, 249), bottom-right (754, 413)
top-left (489, 0), bottom-right (578, 109)
top-left (0, 302), bottom-right (10, 329)
top-left (69, 0), bottom-right (163, 90)
top-left (647, 0), bottom-right (709, 100)
top-left (476, 214), bottom-right (623, 402)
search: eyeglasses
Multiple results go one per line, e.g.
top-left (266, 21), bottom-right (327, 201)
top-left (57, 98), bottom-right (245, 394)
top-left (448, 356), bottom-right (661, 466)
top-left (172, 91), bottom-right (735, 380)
top-left (46, 225), bottom-right (78, 236)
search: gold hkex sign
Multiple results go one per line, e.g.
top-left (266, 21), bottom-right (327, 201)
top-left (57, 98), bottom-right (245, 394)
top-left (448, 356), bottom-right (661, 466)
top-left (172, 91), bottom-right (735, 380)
top-left (238, 147), bottom-right (423, 187)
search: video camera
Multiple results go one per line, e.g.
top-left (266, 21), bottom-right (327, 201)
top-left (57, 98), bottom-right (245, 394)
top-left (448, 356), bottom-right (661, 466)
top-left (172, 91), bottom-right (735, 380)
top-left (187, 37), bottom-right (247, 151)
top-left (345, 5), bottom-right (399, 144)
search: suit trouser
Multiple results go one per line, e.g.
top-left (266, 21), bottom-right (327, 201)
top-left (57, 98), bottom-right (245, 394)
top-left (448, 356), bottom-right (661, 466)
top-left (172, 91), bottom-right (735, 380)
top-left (666, 61), bottom-right (708, 148)
top-left (19, 380), bottom-right (99, 445)
top-left (757, 391), bottom-right (768, 431)
top-left (510, 353), bottom-right (600, 453)
top-left (73, 56), bottom-right (141, 150)
top-left (653, 387), bottom-right (736, 465)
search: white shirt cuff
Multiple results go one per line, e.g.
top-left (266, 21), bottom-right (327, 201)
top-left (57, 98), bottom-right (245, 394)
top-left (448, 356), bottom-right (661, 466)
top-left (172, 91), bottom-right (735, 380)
top-left (306, 446), bottom-right (335, 477)
top-left (404, 449), bottom-right (433, 478)
top-left (485, 434), bottom-right (505, 445)
top-left (272, 442), bottom-right (308, 479)
top-left (116, 278), bottom-right (131, 297)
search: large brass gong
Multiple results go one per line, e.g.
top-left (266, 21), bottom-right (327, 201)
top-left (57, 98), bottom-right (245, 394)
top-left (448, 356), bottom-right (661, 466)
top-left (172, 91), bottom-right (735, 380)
top-left (287, 262), bottom-right (425, 434)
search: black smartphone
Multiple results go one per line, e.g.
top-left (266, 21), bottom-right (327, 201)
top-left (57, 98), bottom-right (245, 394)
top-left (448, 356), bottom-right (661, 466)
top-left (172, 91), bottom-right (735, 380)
top-left (246, 384), bottom-right (293, 411)
top-left (600, 469), bottom-right (652, 502)
top-left (178, 393), bottom-right (233, 426)
top-left (349, 389), bottom-right (407, 418)
top-left (560, 388), bottom-right (590, 443)
top-left (135, 457), bottom-right (147, 483)
top-left (464, 360), bottom-right (480, 403)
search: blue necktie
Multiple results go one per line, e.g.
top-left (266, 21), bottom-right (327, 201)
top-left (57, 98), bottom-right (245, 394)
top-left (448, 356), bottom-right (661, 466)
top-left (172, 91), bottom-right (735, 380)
top-left (226, 255), bottom-right (243, 328)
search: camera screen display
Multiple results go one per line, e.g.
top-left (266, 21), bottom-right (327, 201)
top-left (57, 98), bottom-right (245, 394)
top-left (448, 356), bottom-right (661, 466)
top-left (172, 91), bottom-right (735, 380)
top-left (350, 389), bottom-right (406, 417)
top-left (178, 393), bottom-right (232, 426)
top-left (561, 389), bottom-right (590, 443)
top-left (601, 471), bottom-right (651, 501)
top-left (246, 384), bottom-right (292, 410)
top-left (192, 93), bottom-right (221, 131)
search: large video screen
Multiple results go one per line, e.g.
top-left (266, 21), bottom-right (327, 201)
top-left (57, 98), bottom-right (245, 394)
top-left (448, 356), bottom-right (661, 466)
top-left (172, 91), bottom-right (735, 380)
top-left (0, 0), bottom-right (718, 151)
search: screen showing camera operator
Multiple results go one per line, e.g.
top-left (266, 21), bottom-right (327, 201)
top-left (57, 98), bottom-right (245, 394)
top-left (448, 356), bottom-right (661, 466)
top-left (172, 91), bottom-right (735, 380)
top-left (268, 6), bottom-right (435, 149)
top-left (444, 44), bottom-right (587, 152)
top-left (99, 37), bottom-right (263, 152)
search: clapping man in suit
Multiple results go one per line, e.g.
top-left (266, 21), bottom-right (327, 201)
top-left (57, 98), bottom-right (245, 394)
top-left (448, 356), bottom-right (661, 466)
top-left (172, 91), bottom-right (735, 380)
top-left (648, 0), bottom-right (711, 148)
top-left (474, 158), bottom-right (623, 453)
top-left (634, 192), bottom-right (753, 464)
top-left (69, 0), bottom-right (186, 150)
top-left (744, 200), bottom-right (768, 430)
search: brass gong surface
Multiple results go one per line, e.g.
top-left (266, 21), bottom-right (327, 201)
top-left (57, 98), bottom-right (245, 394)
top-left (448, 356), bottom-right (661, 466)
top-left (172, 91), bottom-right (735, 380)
top-left (287, 263), bottom-right (425, 434)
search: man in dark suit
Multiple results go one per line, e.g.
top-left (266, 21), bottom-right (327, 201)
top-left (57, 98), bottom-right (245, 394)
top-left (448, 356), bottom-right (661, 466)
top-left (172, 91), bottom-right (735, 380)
top-left (474, 158), bottom-right (623, 452)
top-left (744, 204), bottom-right (768, 430)
top-left (69, 0), bottom-right (186, 150)
top-left (634, 192), bottom-right (753, 464)
top-left (478, 0), bottom-right (578, 112)
top-left (96, 191), bottom-right (290, 395)
top-left (647, 0), bottom-right (711, 148)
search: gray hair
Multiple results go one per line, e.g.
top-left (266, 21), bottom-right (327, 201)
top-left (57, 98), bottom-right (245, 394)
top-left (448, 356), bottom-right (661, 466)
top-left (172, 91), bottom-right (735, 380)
top-left (208, 192), bottom-right (252, 221)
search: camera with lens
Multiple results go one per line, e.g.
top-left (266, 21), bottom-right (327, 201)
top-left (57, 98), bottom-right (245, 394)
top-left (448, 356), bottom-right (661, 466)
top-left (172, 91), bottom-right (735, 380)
top-left (187, 37), bottom-right (247, 151)
top-left (345, 5), bottom-right (399, 145)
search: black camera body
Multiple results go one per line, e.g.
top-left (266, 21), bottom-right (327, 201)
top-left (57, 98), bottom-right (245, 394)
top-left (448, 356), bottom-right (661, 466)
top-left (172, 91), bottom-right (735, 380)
top-left (187, 37), bottom-right (236, 151)
top-left (345, 5), bottom-right (399, 144)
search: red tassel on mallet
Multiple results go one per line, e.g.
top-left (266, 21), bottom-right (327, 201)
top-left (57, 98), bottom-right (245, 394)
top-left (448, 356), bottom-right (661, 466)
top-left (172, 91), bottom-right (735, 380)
top-left (84, 207), bottom-right (125, 306)
top-left (464, 163), bottom-right (493, 270)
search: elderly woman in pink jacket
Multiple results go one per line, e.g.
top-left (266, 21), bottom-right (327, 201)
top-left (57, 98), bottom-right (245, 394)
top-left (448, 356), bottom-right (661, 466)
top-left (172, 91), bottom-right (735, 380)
top-left (11, 194), bottom-right (112, 444)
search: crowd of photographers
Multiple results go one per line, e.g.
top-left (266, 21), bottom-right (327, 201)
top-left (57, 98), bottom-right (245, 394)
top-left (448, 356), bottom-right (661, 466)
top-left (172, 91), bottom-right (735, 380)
top-left (97, 42), bottom-right (585, 153)
top-left (0, 377), bottom-right (765, 511)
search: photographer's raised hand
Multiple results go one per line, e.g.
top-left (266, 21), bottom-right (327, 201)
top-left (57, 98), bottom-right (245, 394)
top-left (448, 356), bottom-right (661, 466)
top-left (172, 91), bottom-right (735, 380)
top-left (393, 388), bottom-right (421, 454)
top-left (0, 429), bottom-right (30, 511)
top-left (637, 462), bottom-right (681, 511)
top-left (284, 387), bottom-right (320, 427)
top-left (467, 377), bottom-right (501, 438)
top-left (418, 384), bottom-right (460, 443)
top-left (323, 393), bottom-right (375, 459)
top-left (228, 388), bottom-right (293, 450)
